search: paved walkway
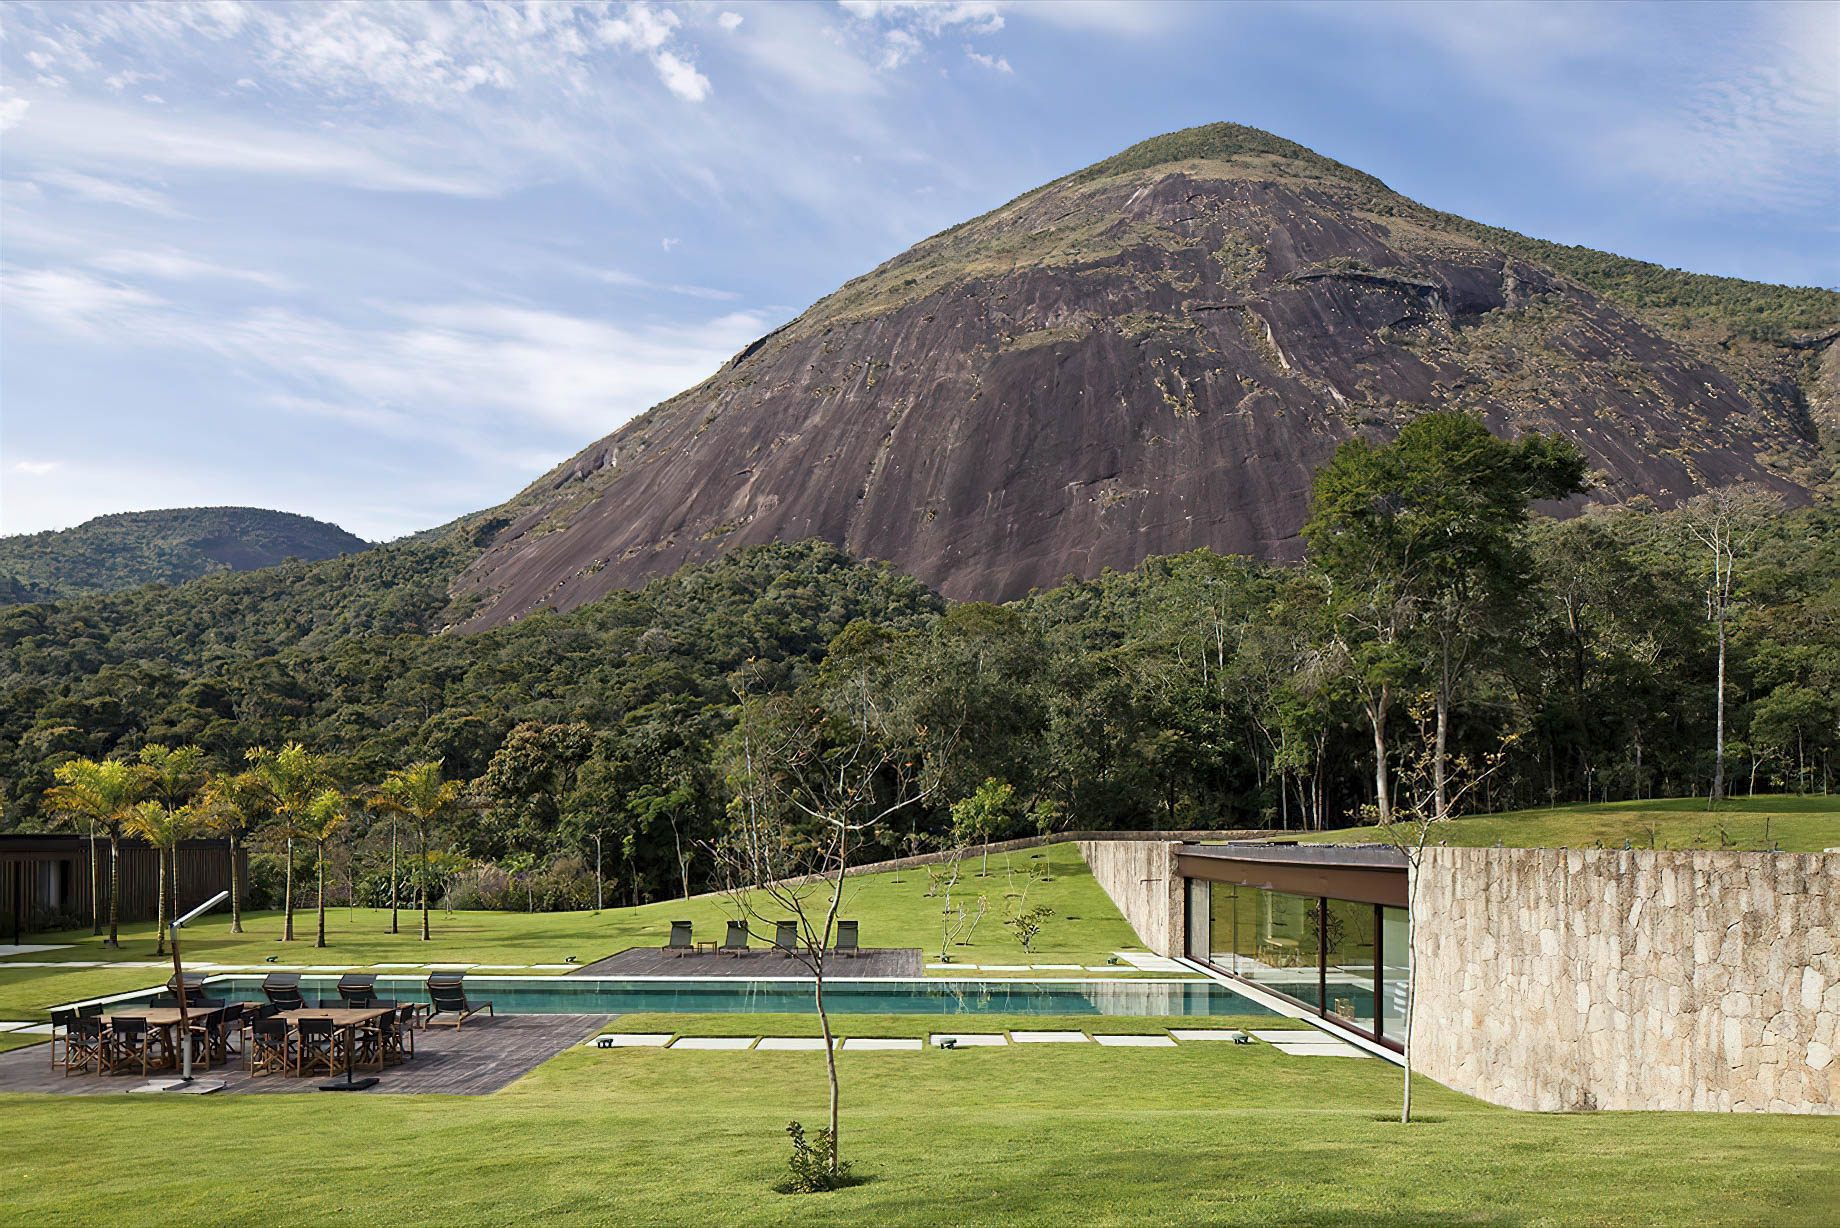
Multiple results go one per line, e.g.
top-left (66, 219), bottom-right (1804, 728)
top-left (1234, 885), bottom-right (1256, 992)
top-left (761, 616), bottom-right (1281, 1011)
top-left (0, 1013), bottom-right (608, 1096)
top-left (572, 946), bottom-right (923, 977)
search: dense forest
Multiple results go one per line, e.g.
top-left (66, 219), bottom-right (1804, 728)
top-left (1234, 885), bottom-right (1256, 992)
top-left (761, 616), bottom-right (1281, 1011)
top-left (0, 507), bottom-right (371, 604)
top-left (4, 416), bottom-right (1836, 917)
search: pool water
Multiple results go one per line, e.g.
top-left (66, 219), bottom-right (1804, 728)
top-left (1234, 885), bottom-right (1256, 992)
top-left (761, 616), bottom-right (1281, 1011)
top-left (114, 975), bottom-right (1278, 1018)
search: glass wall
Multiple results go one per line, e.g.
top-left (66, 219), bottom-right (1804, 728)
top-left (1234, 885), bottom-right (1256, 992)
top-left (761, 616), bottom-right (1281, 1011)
top-left (1182, 876), bottom-right (1409, 1048)
top-left (1380, 906), bottom-right (1409, 1039)
top-left (1322, 897), bottom-right (1377, 1033)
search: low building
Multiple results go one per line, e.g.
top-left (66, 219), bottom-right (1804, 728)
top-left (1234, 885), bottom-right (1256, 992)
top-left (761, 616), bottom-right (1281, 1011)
top-left (0, 833), bottom-right (244, 939)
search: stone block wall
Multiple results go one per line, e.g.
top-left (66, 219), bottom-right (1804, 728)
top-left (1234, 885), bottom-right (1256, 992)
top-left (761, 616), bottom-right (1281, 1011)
top-left (1078, 840), bottom-right (1184, 957)
top-left (1413, 847), bottom-right (1839, 1114)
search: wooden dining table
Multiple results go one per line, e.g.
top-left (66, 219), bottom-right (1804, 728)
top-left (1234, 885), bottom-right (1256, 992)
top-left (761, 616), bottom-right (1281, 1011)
top-left (273, 1006), bottom-right (396, 1076)
top-left (100, 1007), bottom-right (204, 1072)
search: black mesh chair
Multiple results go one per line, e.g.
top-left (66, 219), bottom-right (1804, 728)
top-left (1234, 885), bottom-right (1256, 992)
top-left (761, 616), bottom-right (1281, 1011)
top-left (295, 1017), bottom-right (344, 1078)
top-left (63, 1016), bottom-right (104, 1077)
top-left (247, 1016), bottom-right (290, 1077)
top-left (107, 1017), bottom-right (154, 1077)
top-left (49, 1008), bottom-right (76, 1071)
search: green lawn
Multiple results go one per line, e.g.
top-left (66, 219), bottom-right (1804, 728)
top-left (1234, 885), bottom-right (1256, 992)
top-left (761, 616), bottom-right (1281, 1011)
top-left (2, 1027), bottom-right (1834, 1227)
top-left (0, 843), bottom-right (1165, 1020)
top-left (606, 1012), bottom-right (1312, 1039)
top-left (1292, 794), bottom-right (1840, 852)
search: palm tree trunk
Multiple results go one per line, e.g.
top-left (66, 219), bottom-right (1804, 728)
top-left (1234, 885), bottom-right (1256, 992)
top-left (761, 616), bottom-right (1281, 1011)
top-left (282, 835), bottom-right (296, 942)
top-left (105, 831), bottom-right (120, 948)
top-left (315, 842), bottom-right (327, 948)
top-left (389, 822), bottom-right (399, 935)
top-left (228, 827), bottom-right (243, 934)
top-left (88, 823), bottom-right (101, 936)
top-left (419, 821), bottom-right (431, 941)
top-left (154, 849), bottom-right (168, 956)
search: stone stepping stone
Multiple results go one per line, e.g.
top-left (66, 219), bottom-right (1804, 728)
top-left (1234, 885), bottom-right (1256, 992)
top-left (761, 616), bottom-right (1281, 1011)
top-left (756, 1037), bottom-right (831, 1051)
top-left (9, 1024), bottom-right (54, 1035)
top-left (1009, 1030), bottom-right (1091, 1043)
top-left (669, 1036), bottom-right (756, 1050)
top-left (0, 944), bottom-right (71, 957)
top-left (593, 1034), bottom-right (673, 1047)
top-left (924, 963), bottom-right (960, 970)
top-left (1248, 1029), bottom-right (1320, 1042)
top-left (373, 962), bottom-right (426, 968)
top-left (426, 963), bottom-right (476, 970)
top-left (0, 1021), bottom-right (33, 1032)
top-left (472, 964), bottom-right (527, 970)
top-left (1269, 1041), bottom-right (1367, 1058)
top-left (1083, 966), bottom-right (1118, 972)
top-left (929, 1033), bottom-right (1008, 1047)
top-left (1169, 1029), bottom-right (1247, 1042)
top-left (529, 964), bottom-right (579, 970)
top-left (1093, 1034), bottom-right (1177, 1047)
top-left (1030, 964), bottom-right (1083, 970)
top-left (979, 965), bottom-right (1030, 971)
top-left (840, 1038), bottom-right (922, 1051)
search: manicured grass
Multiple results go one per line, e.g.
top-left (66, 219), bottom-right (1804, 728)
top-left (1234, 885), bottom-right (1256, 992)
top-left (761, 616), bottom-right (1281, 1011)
top-left (1292, 794), bottom-right (1840, 853)
top-left (7, 842), bottom-right (1157, 979)
top-left (0, 1032), bottom-right (46, 1053)
top-left (0, 966), bottom-right (184, 1022)
top-left (606, 1012), bottom-right (1311, 1039)
top-left (3, 1030), bottom-right (1835, 1226)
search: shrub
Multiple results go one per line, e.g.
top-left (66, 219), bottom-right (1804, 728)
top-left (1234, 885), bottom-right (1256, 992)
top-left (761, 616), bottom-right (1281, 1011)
top-left (775, 1120), bottom-right (856, 1194)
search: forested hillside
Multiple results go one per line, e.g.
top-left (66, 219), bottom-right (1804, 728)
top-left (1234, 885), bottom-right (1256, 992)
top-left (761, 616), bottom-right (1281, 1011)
top-left (5, 420), bottom-right (1836, 914)
top-left (0, 507), bottom-right (371, 603)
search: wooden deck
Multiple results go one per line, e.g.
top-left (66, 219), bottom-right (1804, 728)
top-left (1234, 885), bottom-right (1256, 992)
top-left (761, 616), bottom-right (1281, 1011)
top-left (0, 1013), bottom-right (607, 1097)
top-left (572, 946), bottom-right (923, 978)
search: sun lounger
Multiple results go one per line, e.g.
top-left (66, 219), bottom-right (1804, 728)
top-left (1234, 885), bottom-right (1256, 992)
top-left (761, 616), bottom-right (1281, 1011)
top-left (721, 921), bottom-right (751, 957)
top-left (262, 973), bottom-right (305, 1010)
top-left (426, 974), bottom-right (494, 1028)
top-left (337, 973), bottom-right (378, 1007)
top-left (664, 920), bottom-right (695, 957)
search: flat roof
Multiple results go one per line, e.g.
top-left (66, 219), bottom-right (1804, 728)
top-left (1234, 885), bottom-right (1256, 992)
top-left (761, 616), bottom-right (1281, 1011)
top-left (1185, 842), bottom-right (1407, 870)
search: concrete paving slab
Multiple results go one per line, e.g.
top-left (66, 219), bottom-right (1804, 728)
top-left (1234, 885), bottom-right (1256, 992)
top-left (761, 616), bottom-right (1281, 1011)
top-left (755, 1037), bottom-right (831, 1051)
top-left (1270, 1041), bottom-right (1367, 1058)
top-left (840, 1038), bottom-right (922, 1051)
top-left (0, 1022), bottom-right (32, 1032)
top-left (1094, 1034), bottom-right (1177, 1047)
top-left (979, 965), bottom-right (1030, 971)
top-left (929, 1033), bottom-right (1008, 1047)
top-left (1009, 1031), bottom-right (1090, 1043)
top-left (669, 1037), bottom-right (755, 1050)
top-left (1169, 1029), bottom-right (1248, 1042)
top-left (1249, 1030), bottom-right (1321, 1042)
top-left (0, 945), bottom-right (71, 957)
top-left (592, 1034), bottom-right (673, 1047)
top-left (1030, 964), bottom-right (1083, 970)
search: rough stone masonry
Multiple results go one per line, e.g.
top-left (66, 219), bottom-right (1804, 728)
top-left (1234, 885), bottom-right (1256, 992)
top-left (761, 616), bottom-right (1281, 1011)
top-left (1412, 847), bottom-right (1838, 1114)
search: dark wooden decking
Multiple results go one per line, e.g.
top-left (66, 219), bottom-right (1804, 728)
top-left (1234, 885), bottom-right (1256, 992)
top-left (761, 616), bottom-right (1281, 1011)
top-left (0, 1013), bottom-right (607, 1097)
top-left (572, 946), bottom-right (923, 978)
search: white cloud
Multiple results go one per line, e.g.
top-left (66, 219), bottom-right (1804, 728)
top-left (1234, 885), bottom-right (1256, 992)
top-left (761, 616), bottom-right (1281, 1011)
top-left (86, 246), bottom-right (293, 291)
top-left (0, 89), bottom-right (29, 131)
top-left (0, 268), bottom-right (169, 338)
top-left (11, 460), bottom-right (62, 477)
top-left (965, 48), bottom-right (1012, 73)
top-left (718, 12), bottom-right (744, 33)
top-left (31, 169), bottom-right (185, 217)
top-left (653, 49), bottom-right (711, 102)
top-left (599, 4), bottom-right (682, 54)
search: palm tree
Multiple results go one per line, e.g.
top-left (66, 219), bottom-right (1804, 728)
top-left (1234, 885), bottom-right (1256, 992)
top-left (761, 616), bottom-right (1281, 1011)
top-left (194, 771), bottom-right (266, 934)
top-left (297, 788), bottom-right (348, 949)
top-left (244, 743), bottom-right (329, 943)
top-left (44, 759), bottom-right (144, 948)
top-left (125, 799), bottom-right (203, 953)
top-left (135, 746), bottom-right (209, 955)
top-left (370, 761), bottom-right (463, 941)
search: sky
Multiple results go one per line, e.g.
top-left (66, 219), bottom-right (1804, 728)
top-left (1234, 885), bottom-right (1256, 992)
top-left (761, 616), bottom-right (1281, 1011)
top-left (2, 0), bottom-right (1836, 542)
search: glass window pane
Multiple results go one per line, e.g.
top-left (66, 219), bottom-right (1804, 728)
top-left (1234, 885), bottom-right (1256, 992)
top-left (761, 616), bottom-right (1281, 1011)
top-left (1186, 878), bottom-right (1210, 962)
top-left (1323, 898), bottom-right (1377, 1033)
top-left (1380, 906), bottom-right (1410, 1037)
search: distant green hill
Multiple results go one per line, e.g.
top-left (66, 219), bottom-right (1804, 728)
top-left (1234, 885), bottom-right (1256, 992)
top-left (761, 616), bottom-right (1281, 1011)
top-left (0, 507), bottom-right (371, 603)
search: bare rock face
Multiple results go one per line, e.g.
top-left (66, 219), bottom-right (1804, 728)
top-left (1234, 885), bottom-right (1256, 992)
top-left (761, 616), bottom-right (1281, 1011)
top-left (453, 125), bottom-right (1830, 629)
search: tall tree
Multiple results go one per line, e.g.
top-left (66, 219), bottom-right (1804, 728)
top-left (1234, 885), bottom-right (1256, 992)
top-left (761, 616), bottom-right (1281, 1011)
top-left (43, 758), bottom-right (144, 948)
top-left (124, 798), bottom-right (203, 955)
top-left (297, 788), bottom-right (348, 948)
top-left (370, 760), bottom-right (464, 941)
top-left (135, 744), bottom-right (209, 954)
top-left (244, 742), bottom-right (330, 942)
top-left (1679, 485), bottom-right (1785, 804)
top-left (1305, 412), bottom-right (1585, 822)
top-left (193, 770), bottom-right (267, 934)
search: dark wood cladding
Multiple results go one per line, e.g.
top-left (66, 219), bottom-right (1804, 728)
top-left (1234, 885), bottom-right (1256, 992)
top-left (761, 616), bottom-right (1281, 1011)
top-left (0, 836), bottom-right (244, 931)
top-left (1176, 850), bottom-right (1407, 908)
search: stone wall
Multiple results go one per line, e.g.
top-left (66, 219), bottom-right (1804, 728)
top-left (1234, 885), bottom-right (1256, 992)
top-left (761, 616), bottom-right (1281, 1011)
top-left (1078, 840), bottom-right (1185, 957)
top-left (1413, 847), bottom-right (1839, 1114)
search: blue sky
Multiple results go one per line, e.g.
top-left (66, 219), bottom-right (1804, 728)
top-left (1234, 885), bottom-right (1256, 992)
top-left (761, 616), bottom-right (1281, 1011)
top-left (2, 0), bottom-right (1835, 541)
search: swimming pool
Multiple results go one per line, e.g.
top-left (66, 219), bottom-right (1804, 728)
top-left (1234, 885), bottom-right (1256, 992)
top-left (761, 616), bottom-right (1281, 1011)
top-left (110, 975), bottom-right (1279, 1018)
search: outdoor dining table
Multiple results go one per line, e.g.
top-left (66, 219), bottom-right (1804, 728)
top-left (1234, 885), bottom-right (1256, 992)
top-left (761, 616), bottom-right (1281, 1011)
top-left (99, 1008), bottom-right (192, 1071)
top-left (274, 1006), bottom-right (397, 1078)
